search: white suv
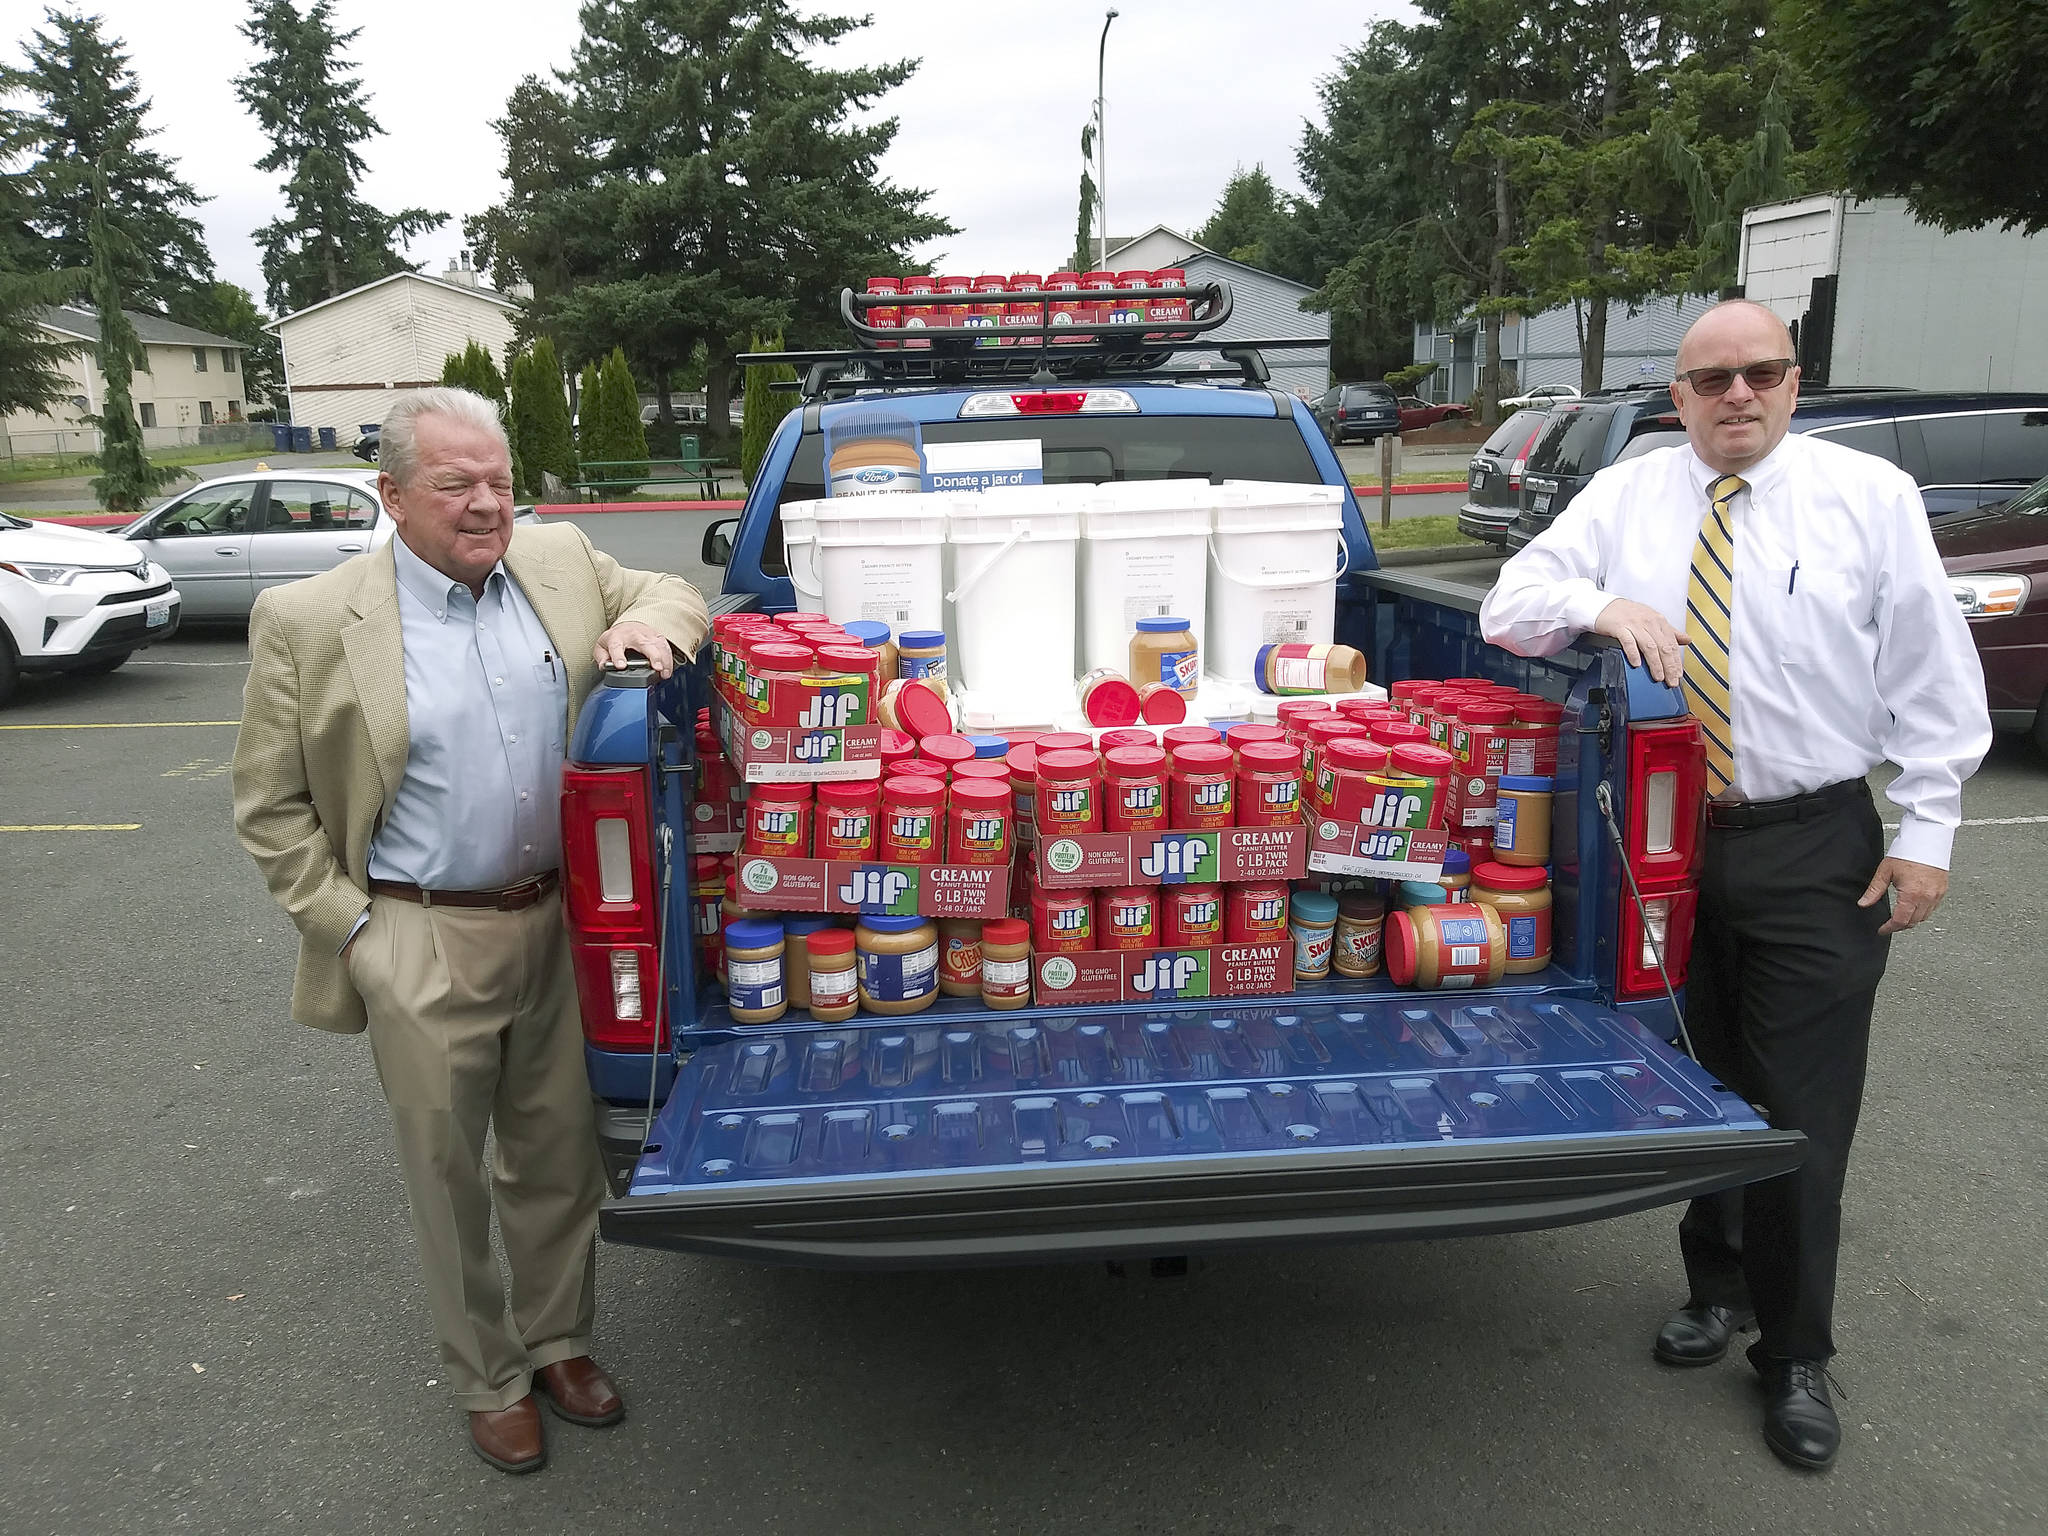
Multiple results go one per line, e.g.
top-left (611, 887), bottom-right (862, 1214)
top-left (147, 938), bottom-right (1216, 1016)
top-left (0, 513), bottom-right (180, 705)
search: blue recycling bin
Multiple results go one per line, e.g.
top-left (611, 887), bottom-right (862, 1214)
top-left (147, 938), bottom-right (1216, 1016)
top-left (269, 424), bottom-right (292, 453)
top-left (291, 425), bottom-right (313, 453)
top-left (317, 427), bottom-right (337, 450)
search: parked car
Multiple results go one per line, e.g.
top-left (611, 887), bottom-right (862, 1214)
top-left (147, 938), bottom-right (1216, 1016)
top-left (351, 424), bottom-right (379, 463)
top-left (1457, 407), bottom-right (1553, 547)
top-left (1310, 381), bottom-right (1401, 445)
top-left (1500, 383), bottom-right (1581, 409)
top-left (1505, 390), bottom-right (2048, 548)
top-left (1937, 473), bottom-right (2047, 753)
top-left (1396, 395), bottom-right (1471, 433)
top-left (1504, 390), bottom-right (1682, 548)
top-left (117, 469), bottom-right (542, 620)
top-left (0, 514), bottom-right (180, 705)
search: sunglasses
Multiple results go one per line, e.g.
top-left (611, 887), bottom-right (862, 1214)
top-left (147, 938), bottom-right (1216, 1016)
top-left (1675, 358), bottom-right (1795, 397)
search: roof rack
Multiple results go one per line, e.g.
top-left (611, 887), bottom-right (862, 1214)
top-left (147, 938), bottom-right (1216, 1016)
top-left (738, 280), bottom-right (1330, 401)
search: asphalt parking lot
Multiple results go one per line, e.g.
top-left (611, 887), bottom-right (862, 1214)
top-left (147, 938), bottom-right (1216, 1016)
top-left (3, 600), bottom-right (2043, 1532)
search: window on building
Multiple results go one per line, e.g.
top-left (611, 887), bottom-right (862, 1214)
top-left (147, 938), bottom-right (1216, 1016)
top-left (221, 348), bottom-right (237, 373)
top-left (227, 400), bottom-right (242, 422)
top-left (192, 347), bottom-right (208, 372)
top-left (139, 402), bottom-right (157, 428)
top-left (199, 401), bottom-right (214, 425)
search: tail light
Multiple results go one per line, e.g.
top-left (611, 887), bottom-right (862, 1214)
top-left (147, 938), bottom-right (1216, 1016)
top-left (1614, 719), bottom-right (1705, 1002)
top-left (1507, 424), bottom-right (1542, 490)
top-left (562, 764), bottom-right (665, 1051)
top-left (959, 389), bottom-right (1138, 417)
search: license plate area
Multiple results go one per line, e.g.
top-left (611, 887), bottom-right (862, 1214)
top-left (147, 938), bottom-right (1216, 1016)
top-left (145, 600), bottom-right (171, 627)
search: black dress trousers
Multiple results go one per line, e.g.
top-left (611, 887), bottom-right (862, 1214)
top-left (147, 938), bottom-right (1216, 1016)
top-left (1676, 780), bottom-right (1892, 1363)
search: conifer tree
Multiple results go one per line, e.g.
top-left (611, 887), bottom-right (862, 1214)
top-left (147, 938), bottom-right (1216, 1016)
top-left (574, 360), bottom-right (603, 465)
top-left (83, 149), bottom-right (174, 511)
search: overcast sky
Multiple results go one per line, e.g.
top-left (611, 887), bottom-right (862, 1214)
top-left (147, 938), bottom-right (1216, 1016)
top-left (14, 0), bottom-right (1404, 309)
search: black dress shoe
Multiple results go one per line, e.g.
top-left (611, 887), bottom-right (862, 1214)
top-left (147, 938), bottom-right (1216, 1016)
top-left (1652, 1301), bottom-right (1756, 1366)
top-left (1754, 1353), bottom-right (1841, 1470)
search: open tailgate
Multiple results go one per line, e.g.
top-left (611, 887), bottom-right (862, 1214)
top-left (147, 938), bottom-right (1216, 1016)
top-left (601, 997), bottom-right (1802, 1269)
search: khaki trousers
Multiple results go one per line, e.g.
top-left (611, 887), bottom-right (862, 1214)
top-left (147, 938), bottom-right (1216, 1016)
top-left (348, 891), bottom-right (606, 1412)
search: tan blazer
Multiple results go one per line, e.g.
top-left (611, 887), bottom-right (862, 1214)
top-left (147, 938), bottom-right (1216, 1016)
top-left (231, 522), bottom-right (710, 1034)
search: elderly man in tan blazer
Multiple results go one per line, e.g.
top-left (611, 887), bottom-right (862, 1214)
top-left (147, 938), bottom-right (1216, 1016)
top-left (232, 386), bottom-right (708, 1474)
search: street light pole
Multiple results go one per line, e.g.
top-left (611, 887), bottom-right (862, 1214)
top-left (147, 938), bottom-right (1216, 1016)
top-left (1096, 8), bottom-right (1117, 267)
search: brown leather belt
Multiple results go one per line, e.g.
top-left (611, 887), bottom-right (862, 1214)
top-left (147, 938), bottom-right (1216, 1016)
top-left (368, 870), bottom-right (560, 910)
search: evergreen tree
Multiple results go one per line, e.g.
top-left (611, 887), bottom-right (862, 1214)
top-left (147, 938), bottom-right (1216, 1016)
top-left (740, 332), bottom-right (797, 485)
top-left (439, 347), bottom-right (472, 392)
top-left (0, 267), bottom-right (85, 418)
top-left (472, 0), bottom-right (953, 440)
top-left (574, 359), bottom-right (603, 464)
top-left (1194, 166), bottom-right (1292, 269)
top-left (590, 347), bottom-right (646, 464)
top-left (6, 9), bottom-right (216, 311)
top-left (506, 348), bottom-right (538, 495)
top-left (236, 0), bottom-right (446, 315)
top-left (170, 281), bottom-right (284, 410)
top-left (83, 150), bottom-right (175, 512)
top-left (524, 336), bottom-right (575, 489)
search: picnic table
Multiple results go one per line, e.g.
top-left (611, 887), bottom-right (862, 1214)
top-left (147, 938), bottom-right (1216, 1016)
top-left (568, 448), bottom-right (730, 502)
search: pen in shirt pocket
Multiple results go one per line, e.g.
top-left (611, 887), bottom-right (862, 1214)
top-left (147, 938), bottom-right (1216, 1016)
top-left (1788, 561), bottom-right (1799, 595)
top-left (543, 649), bottom-right (557, 680)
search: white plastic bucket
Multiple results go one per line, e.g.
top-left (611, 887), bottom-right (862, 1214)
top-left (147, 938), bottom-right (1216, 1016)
top-left (811, 493), bottom-right (946, 635)
top-left (1076, 481), bottom-right (1212, 674)
top-left (944, 484), bottom-right (1080, 701)
top-left (1205, 481), bottom-right (1348, 681)
top-left (780, 498), bottom-right (826, 613)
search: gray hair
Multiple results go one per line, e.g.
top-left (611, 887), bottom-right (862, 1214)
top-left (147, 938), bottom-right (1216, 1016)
top-left (380, 387), bottom-right (509, 486)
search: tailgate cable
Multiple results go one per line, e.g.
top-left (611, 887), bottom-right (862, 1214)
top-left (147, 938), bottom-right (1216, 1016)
top-left (1594, 780), bottom-right (1701, 1064)
top-left (639, 820), bottom-right (676, 1156)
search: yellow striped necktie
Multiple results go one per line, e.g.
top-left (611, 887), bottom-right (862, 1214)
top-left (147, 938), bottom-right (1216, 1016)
top-left (1683, 473), bottom-right (1745, 794)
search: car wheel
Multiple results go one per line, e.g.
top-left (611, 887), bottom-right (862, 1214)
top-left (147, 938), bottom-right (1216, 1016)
top-left (65, 652), bottom-right (130, 677)
top-left (0, 632), bottom-right (17, 708)
top-left (2031, 695), bottom-right (2048, 759)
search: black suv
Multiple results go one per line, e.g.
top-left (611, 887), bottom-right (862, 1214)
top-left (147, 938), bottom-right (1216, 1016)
top-left (1506, 390), bottom-right (2048, 548)
top-left (1504, 390), bottom-right (1680, 549)
top-left (1458, 406), bottom-right (1554, 547)
top-left (1310, 381), bottom-right (1401, 446)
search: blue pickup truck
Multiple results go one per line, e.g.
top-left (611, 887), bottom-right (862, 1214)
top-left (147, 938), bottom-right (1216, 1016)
top-left (558, 309), bottom-right (1803, 1269)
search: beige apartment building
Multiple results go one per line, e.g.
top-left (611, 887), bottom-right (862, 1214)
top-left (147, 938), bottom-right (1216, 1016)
top-left (268, 262), bottom-right (522, 436)
top-left (3, 305), bottom-right (248, 456)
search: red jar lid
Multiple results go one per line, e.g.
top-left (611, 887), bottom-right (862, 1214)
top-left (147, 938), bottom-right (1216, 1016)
top-left (900, 757), bottom-right (952, 779)
top-left (1515, 700), bottom-right (1565, 724)
top-left (1391, 743), bottom-right (1456, 777)
top-left (1098, 728), bottom-right (1157, 751)
top-left (818, 780), bottom-right (879, 807)
top-left (881, 775), bottom-right (946, 808)
top-left (982, 918), bottom-right (1028, 946)
top-left (920, 734), bottom-right (977, 765)
top-left (1457, 701), bottom-right (1516, 725)
top-left (1226, 723), bottom-right (1286, 747)
top-left (750, 780), bottom-right (814, 803)
top-left (890, 679), bottom-right (953, 738)
top-left (950, 778), bottom-right (1008, 809)
top-left (1332, 698), bottom-right (1391, 722)
top-left (1005, 743), bottom-right (1038, 778)
top-left (1036, 732), bottom-right (1093, 752)
top-left (952, 758), bottom-right (1010, 781)
top-left (1322, 739), bottom-right (1385, 772)
top-left (1237, 740), bottom-right (1305, 771)
top-left (815, 644), bottom-right (877, 672)
top-left (878, 728), bottom-right (917, 762)
top-left (749, 642), bottom-right (813, 670)
top-left (1370, 720), bottom-right (1430, 747)
top-left (1169, 742), bottom-right (1234, 772)
top-left (1474, 860), bottom-right (1549, 890)
top-left (806, 928), bottom-right (856, 956)
top-left (1003, 730), bottom-right (1043, 747)
top-left (1104, 745), bottom-right (1167, 774)
top-left (1275, 700), bottom-right (1334, 726)
top-left (1161, 725), bottom-right (1221, 749)
top-left (1079, 673), bottom-right (1142, 726)
top-left (1138, 686), bottom-right (1188, 724)
top-left (1305, 718), bottom-right (1370, 745)
top-left (770, 612), bottom-right (813, 627)
top-left (1387, 680), bottom-right (1429, 703)
top-left (1036, 747), bottom-right (1100, 782)
top-left (691, 852), bottom-right (722, 878)
top-left (1383, 910), bottom-right (1418, 986)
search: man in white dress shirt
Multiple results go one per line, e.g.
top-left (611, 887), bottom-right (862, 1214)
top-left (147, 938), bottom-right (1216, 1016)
top-left (1480, 301), bottom-right (1989, 1470)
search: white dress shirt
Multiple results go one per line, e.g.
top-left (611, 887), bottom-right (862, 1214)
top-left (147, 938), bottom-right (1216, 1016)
top-left (1480, 431), bottom-right (1990, 869)
top-left (367, 534), bottom-right (570, 889)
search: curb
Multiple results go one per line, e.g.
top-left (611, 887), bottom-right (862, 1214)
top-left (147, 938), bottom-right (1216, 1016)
top-left (1354, 481), bottom-right (1467, 496)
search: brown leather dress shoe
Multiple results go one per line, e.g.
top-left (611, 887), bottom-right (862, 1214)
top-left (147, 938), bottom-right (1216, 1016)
top-left (469, 1394), bottom-right (546, 1473)
top-left (535, 1356), bottom-right (625, 1427)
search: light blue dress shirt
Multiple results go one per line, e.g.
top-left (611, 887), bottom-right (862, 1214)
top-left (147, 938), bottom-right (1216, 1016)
top-left (366, 535), bottom-right (571, 891)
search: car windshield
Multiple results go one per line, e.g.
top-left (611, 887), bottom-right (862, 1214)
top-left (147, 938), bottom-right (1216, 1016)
top-left (764, 414), bottom-right (1321, 575)
top-left (1995, 473), bottom-right (2048, 516)
top-left (1525, 405), bottom-right (1615, 475)
top-left (1480, 409), bottom-right (1546, 456)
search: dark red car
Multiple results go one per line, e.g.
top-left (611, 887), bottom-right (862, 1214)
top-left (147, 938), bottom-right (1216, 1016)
top-left (1936, 477), bottom-right (2048, 753)
top-left (1397, 394), bottom-right (1472, 433)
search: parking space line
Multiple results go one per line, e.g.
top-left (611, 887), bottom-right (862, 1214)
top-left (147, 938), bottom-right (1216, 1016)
top-left (0, 823), bottom-right (142, 832)
top-left (1884, 815), bottom-right (2048, 830)
top-left (0, 720), bottom-right (240, 730)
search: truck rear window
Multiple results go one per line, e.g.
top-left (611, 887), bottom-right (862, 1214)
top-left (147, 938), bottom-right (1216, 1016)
top-left (1525, 405), bottom-right (1617, 477)
top-left (760, 414), bottom-right (1320, 575)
